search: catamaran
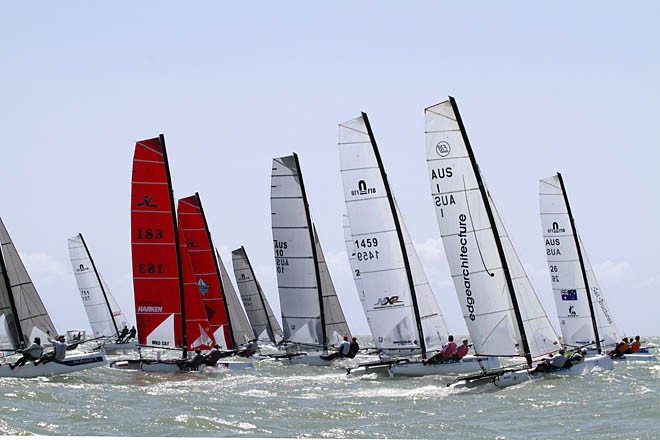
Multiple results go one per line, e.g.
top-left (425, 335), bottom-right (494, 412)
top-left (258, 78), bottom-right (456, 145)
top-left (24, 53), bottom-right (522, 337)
top-left (0, 218), bottom-right (106, 378)
top-left (68, 233), bottom-right (137, 353)
top-left (112, 134), bottom-right (222, 373)
top-left (425, 98), bottom-right (612, 388)
top-left (232, 246), bottom-right (282, 346)
top-left (338, 113), bottom-right (499, 377)
top-left (271, 153), bottom-right (353, 365)
top-left (540, 173), bottom-right (655, 362)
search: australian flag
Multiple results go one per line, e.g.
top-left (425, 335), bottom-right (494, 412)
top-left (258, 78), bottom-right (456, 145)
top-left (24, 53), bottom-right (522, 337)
top-left (561, 289), bottom-right (577, 301)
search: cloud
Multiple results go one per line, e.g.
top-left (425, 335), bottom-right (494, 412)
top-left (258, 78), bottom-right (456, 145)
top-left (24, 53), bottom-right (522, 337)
top-left (21, 252), bottom-right (69, 281)
top-left (412, 237), bottom-right (446, 260)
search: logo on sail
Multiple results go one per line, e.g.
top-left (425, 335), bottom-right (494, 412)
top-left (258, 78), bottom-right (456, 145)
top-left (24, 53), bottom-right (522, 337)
top-left (436, 141), bottom-right (451, 157)
top-left (547, 221), bottom-right (565, 233)
top-left (561, 289), bottom-right (577, 301)
top-left (137, 195), bottom-right (159, 208)
top-left (186, 239), bottom-right (200, 248)
top-left (568, 305), bottom-right (578, 316)
top-left (197, 279), bottom-right (211, 295)
top-left (351, 180), bottom-right (377, 197)
top-left (76, 263), bottom-right (89, 272)
top-left (374, 296), bottom-right (402, 308)
top-left (137, 304), bottom-right (163, 313)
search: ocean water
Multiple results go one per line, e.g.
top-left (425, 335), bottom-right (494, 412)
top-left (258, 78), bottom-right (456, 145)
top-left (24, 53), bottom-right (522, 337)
top-left (1, 337), bottom-right (659, 439)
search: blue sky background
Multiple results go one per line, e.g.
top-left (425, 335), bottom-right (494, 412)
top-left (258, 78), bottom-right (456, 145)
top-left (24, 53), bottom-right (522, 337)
top-left (2, 2), bottom-right (659, 337)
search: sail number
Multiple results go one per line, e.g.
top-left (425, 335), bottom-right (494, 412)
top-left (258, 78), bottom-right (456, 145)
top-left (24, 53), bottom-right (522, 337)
top-left (137, 228), bottom-right (163, 240)
top-left (354, 238), bottom-right (378, 248)
top-left (355, 237), bottom-right (380, 261)
top-left (80, 289), bottom-right (91, 302)
top-left (138, 263), bottom-right (164, 274)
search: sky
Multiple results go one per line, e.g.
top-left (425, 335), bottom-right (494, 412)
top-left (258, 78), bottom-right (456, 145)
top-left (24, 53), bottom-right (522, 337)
top-left (1, 2), bottom-right (659, 338)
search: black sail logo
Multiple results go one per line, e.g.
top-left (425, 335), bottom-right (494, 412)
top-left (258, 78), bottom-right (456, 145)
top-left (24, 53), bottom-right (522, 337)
top-left (351, 179), bottom-right (376, 197)
top-left (436, 141), bottom-right (451, 157)
top-left (547, 221), bottom-right (566, 233)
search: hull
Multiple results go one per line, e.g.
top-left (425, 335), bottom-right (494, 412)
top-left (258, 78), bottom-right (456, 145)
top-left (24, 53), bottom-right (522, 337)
top-left (389, 356), bottom-right (500, 377)
top-left (611, 353), bottom-right (657, 362)
top-left (109, 358), bottom-right (253, 372)
top-left (285, 353), bottom-right (333, 366)
top-left (450, 355), bottom-right (614, 389)
top-left (0, 353), bottom-right (106, 378)
top-left (103, 340), bottom-right (139, 354)
top-left (346, 358), bottom-right (396, 376)
top-left (140, 361), bottom-right (206, 373)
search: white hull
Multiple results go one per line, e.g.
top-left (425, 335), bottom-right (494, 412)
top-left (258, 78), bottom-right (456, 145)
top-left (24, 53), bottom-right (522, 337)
top-left (102, 340), bottom-right (139, 354)
top-left (611, 353), bottom-right (657, 362)
top-left (450, 355), bottom-right (614, 389)
top-left (109, 358), bottom-right (253, 372)
top-left (0, 352), bottom-right (106, 378)
top-left (389, 356), bottom-right (500, 377)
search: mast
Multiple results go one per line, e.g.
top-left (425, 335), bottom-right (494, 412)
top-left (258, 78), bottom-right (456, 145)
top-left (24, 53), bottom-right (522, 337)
top-left (0, 247), bottom-right (24, 348)
top-left (292, 153), bottom-right (327, 349)
top-left (78, 233), bottom-right (120, 338)
top-left (160, 134), bottom-right (187, 358)
top-left (361, 113), bottom-right (427, 357)
top-left (449, 97), bottom-right (533, 367)
top-left (556, 172), bottom-right (602, 354)
top-left (241, 246), bottom-right (276, 343)
top-left (195, 192), bottom-right (235, 349)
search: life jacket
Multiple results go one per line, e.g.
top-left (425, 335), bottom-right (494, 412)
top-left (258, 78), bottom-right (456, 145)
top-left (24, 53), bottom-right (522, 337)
top-left (440, 341), bottom-right (457, 358)
top-left (617, 341), bottom-right (630, 353)
top-left (629, 340), bottom-right (641, 352)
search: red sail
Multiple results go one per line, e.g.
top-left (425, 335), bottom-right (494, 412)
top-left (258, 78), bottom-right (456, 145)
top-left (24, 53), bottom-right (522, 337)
top-left (131, 136), bottom-right (182, 348)
top-left (178, 221), bottom-right (216, 350)
top-left (178, 195), bottom-right (232, 349)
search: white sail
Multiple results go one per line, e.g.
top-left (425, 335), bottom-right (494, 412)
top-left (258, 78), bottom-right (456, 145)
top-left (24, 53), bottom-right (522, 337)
top-left (425, 98), bottom-right (559, 358)
top-left (343, 214), bottom-right (365, 307)
top-left (0, 217), bottom-right (57, 350)
top-left (271, 154), bottom-right (351, 347)
top-left (339, 115), bottom-right (449, 355)
top-left (313, 225), bottom-right (351, 345)
top-left (68, 234), bottom-right (130, 339)
top-left (232, 247), bottom-right (283, 343)
top-left (539, 175), bottom-right (620, 349)
top-left (216, 250), bottom-right (255, 345)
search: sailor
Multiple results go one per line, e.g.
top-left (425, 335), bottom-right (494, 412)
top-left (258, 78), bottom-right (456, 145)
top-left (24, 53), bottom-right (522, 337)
top-left (186, 349), bottom-right (205, 370)
top-left (9, 337), bottom-right (44, 370)
top-left (204, 344), bottom-right (234, 365)
top-left (237, 339), bottom-right (259, 358)
top-left (627, 336), bottom-right (641, 353)
top-left (125, 326), bottom-right (137, 343)
top-left (608, 337), bottom-right (630, 358)
top-left (425, 335), bottom-right (457, 365)
top-left (321, 336), bottom-right (350, 361)
top-left (532, 349), bottom-right (568, 373)
top-left (117, 325), bottom-right (129, 343)
top-left (347, 337), bottom-right (360, 359)
top-left (565, 348), bottom-right (587, 367)
top-left (35, 332), bottom-right (67, 366)
top-left (452, 339), bottom-right (470, 361)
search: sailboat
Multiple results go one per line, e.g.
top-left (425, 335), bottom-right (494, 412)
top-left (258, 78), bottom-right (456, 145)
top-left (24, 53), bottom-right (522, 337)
top-left (271, 153), bottom-right (352, 365)
top-left (177, 193), bottom-right (234, 350)
top-left (217, 248), bottom-right (255, 347)
top-left (425, 97), bottom-right (612, 388)
top-left (339, 113), bottom-right (499, 377)
top-left (0, 218), bottom-right (106, 378)
top-left (540, 173), bottom-right (655, 362)
top-left (68, 233), bottom-right (137, 353)
top-left (117, 134), bottom-right (215, 372)
top-left (232, 246), bottom-right (283, 345)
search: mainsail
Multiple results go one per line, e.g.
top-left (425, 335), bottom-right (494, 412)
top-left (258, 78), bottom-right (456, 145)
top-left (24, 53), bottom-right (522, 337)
top-left (68, 233), bottom-right (130, 339)
top-left (130, 135), bottom-right (213, 353)
top-left (339, 114), bottom-right (449, 357)
top-left (0, 217), bottom-right (58, 350)
top-left (232, 246), bottom-right (283, 343)
top-left (177, 194), bottom-right (233, 349)
top-left (539, 173), bottom-right (620, 350)
top-left (425, 97), bottom-right (560, 363)
top-left (271, 154), bottom-right (351, 347)
top-left (217, 249), bottom-right (255, 345)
